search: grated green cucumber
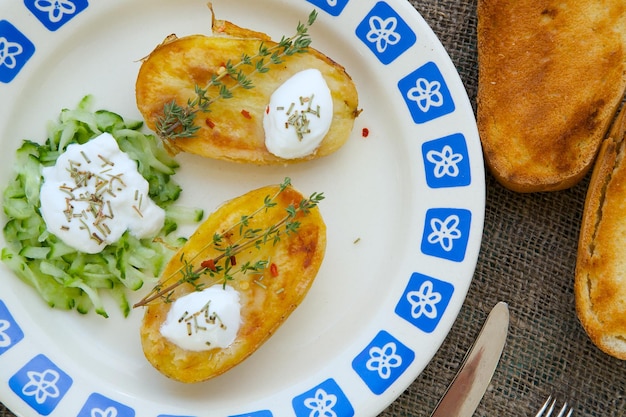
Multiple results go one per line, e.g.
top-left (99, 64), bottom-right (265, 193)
top-left (1, 95), bottom-right (203, 318)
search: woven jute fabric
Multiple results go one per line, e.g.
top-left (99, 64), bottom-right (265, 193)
top-left (3, 1), bottom-right (626, 417)
top-left (380, 1), bottom-right (626, 416)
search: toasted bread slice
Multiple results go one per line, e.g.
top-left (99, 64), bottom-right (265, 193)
top-left (477, 0), bottom-right (626, 192)
top-left (575, 103), bottom-right (626, 359)
top-left (135, 11), bottom-right (359, 165)
top-left (139, 183), bottom-right (326, 382)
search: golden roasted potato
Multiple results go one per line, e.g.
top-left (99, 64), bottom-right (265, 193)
top-left (135, 11), bottom-right (360, 164)
top-left (138, 182), bottom-right (326, 383)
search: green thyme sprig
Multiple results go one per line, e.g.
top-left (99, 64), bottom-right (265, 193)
top-left (155, 10), bottom-right (318, 142)
top-left (133, 177), bottom-right (324, 307)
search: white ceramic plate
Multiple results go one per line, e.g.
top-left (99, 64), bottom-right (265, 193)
top-left (0, 1), bottom-right (484, 416)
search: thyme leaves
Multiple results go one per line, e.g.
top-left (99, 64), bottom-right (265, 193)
top-left (133, 177), bottom-right (324, 307)
top-left (156, 10), bottom-right (318, 142)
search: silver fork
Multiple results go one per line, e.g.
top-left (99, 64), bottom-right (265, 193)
top-left (535, 396), bottom-right (573, 417)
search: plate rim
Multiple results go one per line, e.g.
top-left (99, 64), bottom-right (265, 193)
top-left (0, 0), bottom-right (485, 416)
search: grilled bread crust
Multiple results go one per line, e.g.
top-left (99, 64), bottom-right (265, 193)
top-left (575, 106), bottom-right (626, 360)
top-left (477, 0), bottom-right (626, 192)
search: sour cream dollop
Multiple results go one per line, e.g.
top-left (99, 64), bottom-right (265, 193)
top-left (39, 132), bottom-right (165, 254)
top-left (160, 285), bottom-right (241, 351)
top-left (263, 68), bottom-right (333, 159)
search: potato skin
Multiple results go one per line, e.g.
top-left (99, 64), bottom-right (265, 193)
top-left (135, 18), bottom-right (360, 164)
top-left (139, 184), bottom-right (326, 383)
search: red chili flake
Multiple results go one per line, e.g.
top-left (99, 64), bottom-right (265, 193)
top-left (362, 127), bottom-right (370, 138)
top-left (270, 263), bottom-right (279, 277)
top-left (201, 259), bottom-right (216, 271)
top-left (205, 118), bottom-right (215, 129)
top-left (241, 109), bottom-right (252, 119)
top-left (265, 106), bottom-right (270, 114)
top-left (230, 255), bottom-right (237, 266)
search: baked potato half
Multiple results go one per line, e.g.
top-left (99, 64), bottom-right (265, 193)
top-left (135, 10), bottom-right (360, 164)
top-left (138, 182), bottom-right (326, 382)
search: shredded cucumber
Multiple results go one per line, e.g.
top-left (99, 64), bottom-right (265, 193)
top-left (1, 95), bottom-right (203, 318)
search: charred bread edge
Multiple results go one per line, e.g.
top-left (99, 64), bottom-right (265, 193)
top-left (575, 102), bottom-right (626, 359)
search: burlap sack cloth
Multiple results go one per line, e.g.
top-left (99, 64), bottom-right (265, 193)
top-left (2, 1), bottom-right (626, 416)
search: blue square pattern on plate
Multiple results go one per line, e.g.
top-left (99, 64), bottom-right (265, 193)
top-left (8, 354), bottom-right (73, 416)
top-left (158, 415), bottom-right (196, 417)
top-left (398, 61), bottom-right (455, 124)
top-left (292, 378), bottom-right (354, 417)
top-left (77, 393), bottom-right (135, 417)
top-left (306, 0), bottom-right (349, 17)
top-left (421, 207), bottom-right (472, 262)
top-left (355, 1), bottom-right (417, 65)
top-left (229, 411), bottom-right (273, 417)
top-left (0, 299), bottom-right (25, 355)
top-left (352, 330), bottom-right (415, 395)
top-left (0, 20), bottom-right (36, 84)
top-left (422, 133), bottom-right (471, 189)
top-left (159, 409), bottom-right (273, 416)
top-left (395, 272), bottom-right (454, 334)
top-left (24, 0), bottom-right (89, 32)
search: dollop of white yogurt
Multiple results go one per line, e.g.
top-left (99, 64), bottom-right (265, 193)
top-left (263, 68), bottom-right (333, 159)
top-left (160, 285), bottom-right (241, 351)
top-left (39, 132), bottom-right (165, 254)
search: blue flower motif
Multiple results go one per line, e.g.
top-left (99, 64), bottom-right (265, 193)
top-left (293, 379), bottom-right (353, 417)
top-left (91, 406), bottom-right (118, 417)
top-left (0, 319), bottom-right (11, 348)
top-left (303, 388), bottom-right (338, 417)
top-left (426, 145), bottom-right (463, 179)
top-left (366, 15), bottom-right (401, 53)
top-left (34, 0), bottom-right (77, 23)
top-left (305, 0), bottom-right (348, 16)
top-left (396, 273), bottom-right (454, 333)
top-left (398, 62), bottom-right (455, 123)
top-left (407, 78), bottom-right (444, 112)
top-left (427, 214), bottom-right (462, 252)
top-left (422, 134), bottom-right (472, 189)
top-left (407, 280), bottom-right (442, 319)
top-left (365, 342), bottom-right (402, 379)
top-left (0, 21), bottom-right (36, 83)
top-left (21, 369), bottom-right (61, 405)
top-left (355, 2), bottom-right (416, 65)
top-left (0, 37), bottom-right (23, 69)
top-left (24, 0), bottom-right (89, 32)
top-left (9, 354), bottom-right (73, 414)
top-left (352, 331), bottom-right (414, 394)
top-left (77, 393), bottom-right (135, 417)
